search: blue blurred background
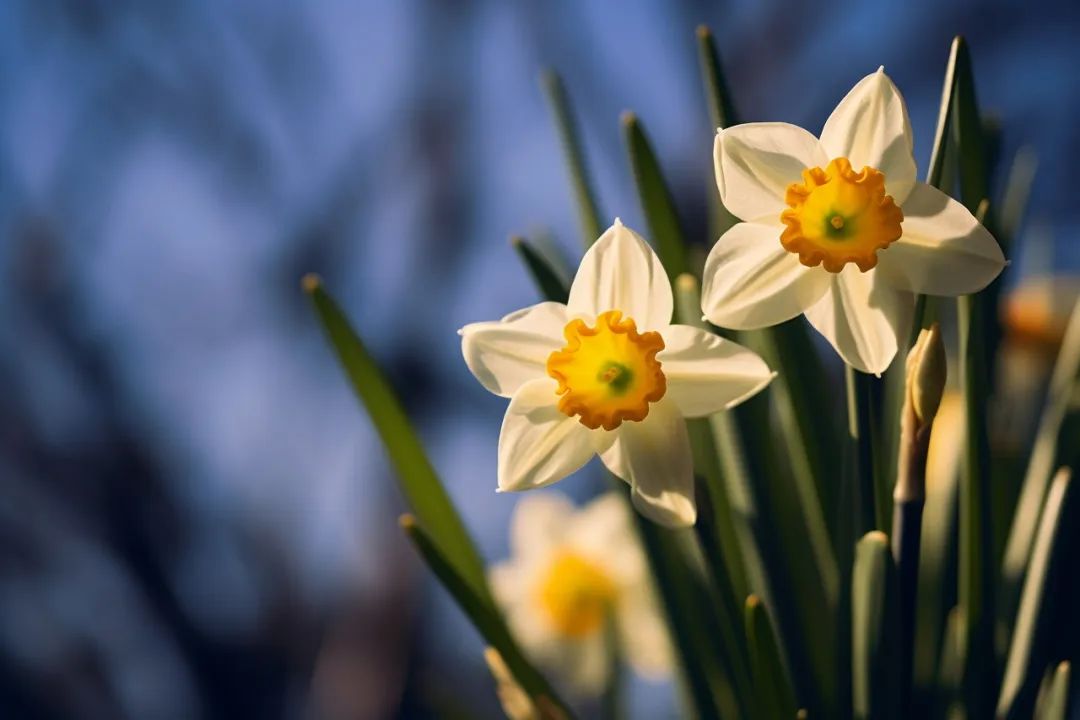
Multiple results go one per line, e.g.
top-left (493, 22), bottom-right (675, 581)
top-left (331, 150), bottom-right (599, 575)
top-left (1, 1), bottom-right (1077, 718)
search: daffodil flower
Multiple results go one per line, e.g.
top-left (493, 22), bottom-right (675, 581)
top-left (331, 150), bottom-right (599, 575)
top-left (489, 492), bottom-right (671, 695)
top-left (700, 68), bottom-right (1006, 375)
top-left (461, 220), bottom-right (774, 526)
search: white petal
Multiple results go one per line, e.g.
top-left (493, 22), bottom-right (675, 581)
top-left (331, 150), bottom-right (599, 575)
top-left (599, 398), bottom-right (696, 527)
top-left (509, 492), bottom-right (576, 561)
top-left (658, 325), bottom-right (775, 417)
top-left (876, 183), bottom-right (1006, 295)
top-left (616, 591), bottom-right (673, 678)
top-left (804, 267), bottom-right (912, 375)
top-left (460, 302), bottom-right (568, 397)
top-left (566, 493), bottom-right (645, 581)
top-left (567, 220), bottom-right (673, 331)
top-left (701, 221), bottom-right (830, 329)
top-left (489, 559), bottom-right (531, 610)
top-left (498, 378), bottom-right (596, 491)
top-left (820, 68), bottom-right (917, 204)
top-left (568, 632), bottom-right (610, 695)
top-left (714, 122), bottom-right (828, 221)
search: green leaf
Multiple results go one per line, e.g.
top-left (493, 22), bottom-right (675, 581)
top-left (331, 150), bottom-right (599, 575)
top-left (692, 28), bottom-right (840, 713)
top-left (1001, 297), bottom-right (1080, 617)
top-left (851, 531), bottom-right (900, 720)
top-left (745, 595), bottom-right (799, 720)
top-left (952, 37), bottom-right (997, 715)
top-left (675, 275), bottom-right (754, 713)
top-left (912, 435), bottom-right (959, 699)
top-left (695, 25), bottom-right (738, 132)
top-left (630, 506), bottom-right (732, 720)
top-left (881, 37), bottom-right (966, 535)
top-left (540, 70), bottom-right (603, 247)
top-left (951, 37), bottom-right (990, 214)
top-left (621, 112), bottom-right (690, 281)
top-left (694, 25), bottom-right (741, 243)
top-left (399, 515), bottom-right (573, 718)
top-left (511, 236), bottom-right (570, 303)
top-left (997, 147), bottom-right (1038, 257)
top-left (1033, 661), bottom-right (1072, 720)
top-left (996, 470), bottom-right (1073, 719)
top-left (936, 606), bottom-right (965, 715)
top-left (907, 35), bottom-right (963, 339)
top-left (304, 275), bottom-right (489, 603)
top-left (675, 275), bottom-right (750, 601)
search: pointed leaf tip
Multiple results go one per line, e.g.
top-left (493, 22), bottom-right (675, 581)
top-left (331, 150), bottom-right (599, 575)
top-left (301, 273), bottom-right (322, 294)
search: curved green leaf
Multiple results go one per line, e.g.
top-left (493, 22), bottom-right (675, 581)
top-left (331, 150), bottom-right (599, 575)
top-left (540, 70), bottom-right (603, 247)
top-left (305, 275), bottom-right (489, 602)
top-left (511, 236), bottom-right (570, 304)
top-left (997, 470), bottom-right (1073, 718)
top-left (745, 595), bottom-right (798, 720)
top-left (400, 515), bottom-right (572, 718)
top-left (621, 111), bottom-right (690, 281)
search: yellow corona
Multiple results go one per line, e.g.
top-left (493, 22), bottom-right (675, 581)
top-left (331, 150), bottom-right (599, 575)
top-left (546, 310), bottom-right (666, 431)
top-left (780, 157), bottom-right (904, 272)
top-left (536, 551), bottom-right (617, 638)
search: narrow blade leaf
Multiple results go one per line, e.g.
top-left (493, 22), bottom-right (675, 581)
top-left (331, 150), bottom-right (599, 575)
top-left (745, 595), bottom-right (799, 720)
top-left (997, 470), bottom-right (1073, 719)
top-left (540, 70), bottom-right (603, 247)
top-left (400, 515), bottom-right (572, 718)
top-left (621, 111), bottom-right (690, 281)
top-left (851, 531), bottom-right (900, 720)
top-left (305, 275), bottom-right (489, 602)
top-left (511, 236), bottom-right (570, 304)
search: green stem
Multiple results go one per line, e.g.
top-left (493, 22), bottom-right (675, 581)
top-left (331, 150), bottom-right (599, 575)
top-left (892, 497), bottom-right (925, 718)
top-left (958, 288), bottom-right (995, 718)
top-left (846, 366), bottom-right (877, 537)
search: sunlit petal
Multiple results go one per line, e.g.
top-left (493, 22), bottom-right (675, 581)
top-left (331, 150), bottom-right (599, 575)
top-left (876, 182), bottom-right (1006, 295)
top-left (460, 302), bottom-right (568, 396)
top-left (804, 266), bottom-right (912, 375)
top-left (715, 122), bottom-right (828, 221)
top-left (599, 398), bottom-right (695, 527)
top-left (701, 221), bottom-right (830, 329)
top-left (659, 324), bottom-right (775, 417)
top-left (498, 378), bottom-right (595, 491)
top-left (820, 68), bottom-right (917, 203)
top-left (567, 220), bottom-right (673, 331)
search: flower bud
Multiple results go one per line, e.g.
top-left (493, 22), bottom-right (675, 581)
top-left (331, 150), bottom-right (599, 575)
top-left (906, 323), bottom-right (946, 428)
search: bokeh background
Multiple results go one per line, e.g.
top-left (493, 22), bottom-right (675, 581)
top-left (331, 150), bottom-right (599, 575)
top-left (2, 1), bottom-right (1078, 718)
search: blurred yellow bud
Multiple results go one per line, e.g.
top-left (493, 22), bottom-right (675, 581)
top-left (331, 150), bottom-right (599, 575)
top-left (482, 648), bottom-right (568, 720)
top-left (484, 648), bottom-right (539, 720)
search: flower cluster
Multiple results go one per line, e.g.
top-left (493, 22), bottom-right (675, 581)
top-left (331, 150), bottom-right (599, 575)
top-left (462, 68), bottom-right (1004, 528)
top-left (457, 68), bottom-right (1006, 699)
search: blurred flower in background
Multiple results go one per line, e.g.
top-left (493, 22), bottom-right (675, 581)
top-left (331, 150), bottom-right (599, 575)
top-left (0, 1), bottom-right (1077, 718)
top-left (489, 492), bottom-right (671, 697)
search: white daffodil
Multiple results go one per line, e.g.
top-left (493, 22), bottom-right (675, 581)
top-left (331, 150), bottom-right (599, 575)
top-left (489, 492), bottom-right (671, 695)
top-left (701, 68), bottom-right (1006, 375)
top-left (461, 220), bottom-right (774, 526)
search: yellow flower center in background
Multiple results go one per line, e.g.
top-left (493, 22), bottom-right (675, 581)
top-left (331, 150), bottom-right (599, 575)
top-left (546, 310), bottom-right (666, 431)
top-left (536, 551), bottom-right (617, 638)
top-left (779, 157), bottom-right (904, 272)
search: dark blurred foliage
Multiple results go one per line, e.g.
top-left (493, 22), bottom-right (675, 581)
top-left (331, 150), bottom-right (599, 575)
top-left (1, 1), bottom-right (1077, 718)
